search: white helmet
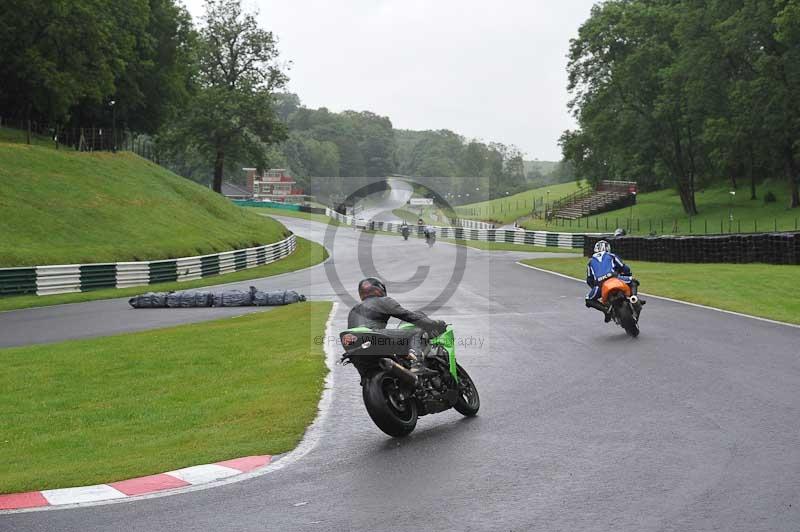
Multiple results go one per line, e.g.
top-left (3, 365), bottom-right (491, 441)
top-left (594, 240), bottom-right (611, 254)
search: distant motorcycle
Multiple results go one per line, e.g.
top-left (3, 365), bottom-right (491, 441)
top-left (401, 225), bottom-right (411, 240)
top-left (340, 324), bottom-right (480, 437)
top-left (424, 229), bottom-right (436, 246)
top-left (599, 275), bottom-right (643, 337)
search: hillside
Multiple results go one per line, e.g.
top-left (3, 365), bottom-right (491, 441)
top-left (0, 128), bottom-right (288, 267)
top-left (519, 180), bottom-right (800, 234)
top-left (454, 181), bottom-right (587, 223)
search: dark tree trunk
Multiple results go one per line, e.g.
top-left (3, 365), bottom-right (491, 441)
top-left (785, 143), bottom-right (799, 208)
top-left (669, 118), bottom-right (698, 216)
top-left (749, 146), bottom-right (757, 200)
top-left (26, 104), bottom-right (32, 145)
top-left (677, 177), bottom-right (698, 215)
top-left (213, 147), bottom-right (225, 193)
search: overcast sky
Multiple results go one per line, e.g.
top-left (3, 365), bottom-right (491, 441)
top-left (182, 0), bottom-right (598, 161)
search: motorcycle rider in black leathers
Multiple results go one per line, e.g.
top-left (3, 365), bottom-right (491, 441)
top-left (347, 277), bottom-right (446, 362)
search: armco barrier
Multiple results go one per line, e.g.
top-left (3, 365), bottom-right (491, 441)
top-left (326, 208), bottom-right (588, 249)
top-left (453, 218), bottom-right (495, 230)
top-left (583, 232), bottom-right (800, 264)
top-left (0, 234), bottom-right (296, 297)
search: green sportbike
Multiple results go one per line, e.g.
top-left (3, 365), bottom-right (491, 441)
top-left (339, 324), bottom-right (480, 437)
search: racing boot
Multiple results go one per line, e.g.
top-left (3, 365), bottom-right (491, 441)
top-left (585, 299), bottom-right (612, 322)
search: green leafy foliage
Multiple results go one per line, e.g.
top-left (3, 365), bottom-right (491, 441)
top-left (0, 0), bottom-right (195, 133)
top-left (563, 0), bottom-right (800, 214)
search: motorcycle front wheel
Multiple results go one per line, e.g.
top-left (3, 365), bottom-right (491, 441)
top-left (453, 364), bottom-right (480, 416)
top-left (363, 371), bottom-right (418, 437)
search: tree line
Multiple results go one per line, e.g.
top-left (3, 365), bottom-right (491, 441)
top-left (264, 98), bottom-right (572, 204)
top-left (0, 0), bottom-right (287, 193)
top-left (562, 0), bottom-right (800, 214)
top-left (0, 0), bottom-right (571, 204)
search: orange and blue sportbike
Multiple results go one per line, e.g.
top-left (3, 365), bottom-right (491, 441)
top-left (599, 275), bottom-right (643, 337)
top-left (585, 239), bottom-right (645, 337)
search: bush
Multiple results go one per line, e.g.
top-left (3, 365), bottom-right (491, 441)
top-left (764, 190), bottom-right (777, 203)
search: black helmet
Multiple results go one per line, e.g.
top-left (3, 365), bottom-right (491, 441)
top-left (358, 277), bottom-right (386, 300)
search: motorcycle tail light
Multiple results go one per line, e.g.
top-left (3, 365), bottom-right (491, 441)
top-left (342, 334), bottom-right (358, 346)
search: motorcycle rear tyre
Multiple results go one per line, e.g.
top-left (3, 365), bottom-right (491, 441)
top-left (616, 302), bottom-right (639, 338)
top-left (363, 371), bottom-right (418, 437)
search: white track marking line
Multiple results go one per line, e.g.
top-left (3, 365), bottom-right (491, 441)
top-left (516, 261), bottom-right (800, 329)
top-left (41, 485), bottom-right (126, 505)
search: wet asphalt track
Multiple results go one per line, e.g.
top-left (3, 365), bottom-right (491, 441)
top-left (2, 216), bottom-right (800, 532)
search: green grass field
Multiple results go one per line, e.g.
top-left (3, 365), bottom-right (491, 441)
top-left (392, 207), bottom-right (448, 225)
top-left (0, 236), bottom-right (327, 312)
top-left (521, 257), bottom-right (800, 324)
top-left (519, 180), bottom-right (800, 235)
top-left (0, 301), bottom-right (332, 493)
top-left (441, 239), bottom-right (580, 253)
top-left (0, 127), bottom-right (287, 266)
top-left (454, 181), bottom-right (588, 223)
top-left (246, 206), bottom-right (339, 225)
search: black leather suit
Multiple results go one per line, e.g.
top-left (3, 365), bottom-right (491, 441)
top-left (347, 296), bottom-right (445, 355)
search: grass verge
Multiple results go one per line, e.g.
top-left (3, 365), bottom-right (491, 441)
top-left (520, 257), bottom-right (800, 325)
top-left (247, 207), bottom-right (338, 225)
top-left (0, 237), bottom-right (327, 312)
top-left (0, 301), bottom-right (332, 494)
top-left (454, 181), bottom-right (587, 224)
top-left (519, 180), bottom-right (800, 235)
top-left (441, 239), bottom-right (580, 253)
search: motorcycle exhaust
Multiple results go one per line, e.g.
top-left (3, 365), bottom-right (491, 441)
top-left (629, 295), bottom-right (639, 305)
top-left (379, 358), bottom-right (418, 387)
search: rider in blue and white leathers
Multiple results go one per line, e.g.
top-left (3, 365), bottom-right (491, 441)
top-left (585, 239), bottom-right (639, 320)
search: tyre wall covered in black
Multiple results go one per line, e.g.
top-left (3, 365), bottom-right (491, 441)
top-left (584, 232), bottom-right (800, 264)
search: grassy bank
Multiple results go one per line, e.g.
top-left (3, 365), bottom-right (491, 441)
top-left (248, 207), bottom-right (338, 225)
top-left (520, 257), bottom-right (800, 324)
top-left (392, 207), bottom-right (446, 225)
top-left (454, 181), bottom-right (587, 223)
top-left (0, 301), bottom-right (332, 493)
top-left (0, 236), bottom-right (327, 312)
top-left (442, 239), bottom-right (580, 253)
top-left (0, 128), bottom-right (287, 266)
top-left (519, 180), bottom-right (800, 235)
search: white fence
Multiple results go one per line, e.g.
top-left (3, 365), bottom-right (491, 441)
top-left (0, 235), bottom-right (296, 297)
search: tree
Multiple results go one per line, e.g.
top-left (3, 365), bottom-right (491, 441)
top-left (178, 0), bottom-right (288, 193)
top-left (563, 0), bottom-right (800, 212)
top-left (564, 1), bottom-right (705, 215)
top-left (113, 0), bottom-right (197, 134)
top-left (0, 0), bottom-right (126, 124)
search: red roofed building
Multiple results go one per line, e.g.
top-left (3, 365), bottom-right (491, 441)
top-left (243, 168), bottom-right (307, 204)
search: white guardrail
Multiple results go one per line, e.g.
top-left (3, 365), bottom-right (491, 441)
top-left (326, 208), bottom-right (594, 249)
top-left (0, 234), bottom-right (296, 297)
